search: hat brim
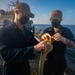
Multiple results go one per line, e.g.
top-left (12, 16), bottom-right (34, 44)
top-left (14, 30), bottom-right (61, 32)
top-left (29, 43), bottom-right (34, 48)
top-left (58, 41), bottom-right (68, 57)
top-left (17, 9), bottom-right (35, 18)
top-left (28, 12), bottom-right (34, 18)
top-left (50, 17), bottom-right (62, 21)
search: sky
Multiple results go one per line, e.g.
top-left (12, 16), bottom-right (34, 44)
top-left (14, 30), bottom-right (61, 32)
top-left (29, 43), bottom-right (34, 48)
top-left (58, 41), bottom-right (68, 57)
top-left (0, 0), bottom-right (75, 25)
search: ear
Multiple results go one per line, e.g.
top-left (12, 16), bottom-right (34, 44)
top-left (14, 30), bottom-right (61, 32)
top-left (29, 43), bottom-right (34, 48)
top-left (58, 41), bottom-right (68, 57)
top-left (14, 9), bottom-right (19, 15)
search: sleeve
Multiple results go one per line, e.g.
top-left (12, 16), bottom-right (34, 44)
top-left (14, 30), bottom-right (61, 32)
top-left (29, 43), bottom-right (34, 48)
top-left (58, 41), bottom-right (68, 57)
top-left (27, 30), bottom-right (39, 45)
top-left (0, 28), bottom-right (35, 63)
top-left (63, 27), bottom-right (75, 42)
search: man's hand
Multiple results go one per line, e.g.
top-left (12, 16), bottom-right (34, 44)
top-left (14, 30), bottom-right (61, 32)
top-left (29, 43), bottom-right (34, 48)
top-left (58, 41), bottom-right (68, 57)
top-left (41, 33), bottom-right (51, 41)
top-left (52, 33), bottom-right (63, 41)
top-left (52, 33), bottom-right (75, 48)
top-left (34, 40), bottom-right (53, 53)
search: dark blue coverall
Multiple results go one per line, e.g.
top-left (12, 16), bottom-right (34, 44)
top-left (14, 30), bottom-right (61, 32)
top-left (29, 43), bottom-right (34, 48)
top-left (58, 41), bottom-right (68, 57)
top-left (42, 25), bottom-right (75, 75)
top-left (0, 23), bottom-right (38, 75)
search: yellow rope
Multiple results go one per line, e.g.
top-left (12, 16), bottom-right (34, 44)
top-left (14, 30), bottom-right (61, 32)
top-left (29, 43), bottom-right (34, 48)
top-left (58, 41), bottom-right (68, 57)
top-left (38, 52), bottom-right (43, 75)
top-left (38, 37), bottom-right (54, 75)
top-left (47, 37), bottom-right (54, 44)
top-left (31, 37), bottom-right (54, 75)
top-left (31, 71), bottom-right (37, 75)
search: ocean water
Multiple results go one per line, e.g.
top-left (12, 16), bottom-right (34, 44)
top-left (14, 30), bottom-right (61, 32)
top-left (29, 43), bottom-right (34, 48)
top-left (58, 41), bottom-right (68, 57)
top-left (34, 24), bottom-right (75, 38)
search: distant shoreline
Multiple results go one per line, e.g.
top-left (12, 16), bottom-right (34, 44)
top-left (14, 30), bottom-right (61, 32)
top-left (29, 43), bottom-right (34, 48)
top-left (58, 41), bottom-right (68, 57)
top-left (0, 15), bottom-right (13, 24)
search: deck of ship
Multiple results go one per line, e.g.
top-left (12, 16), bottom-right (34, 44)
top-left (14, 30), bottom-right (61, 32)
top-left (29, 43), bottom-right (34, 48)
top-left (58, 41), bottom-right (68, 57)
top-left (0, 54), bottom-right (75, 75)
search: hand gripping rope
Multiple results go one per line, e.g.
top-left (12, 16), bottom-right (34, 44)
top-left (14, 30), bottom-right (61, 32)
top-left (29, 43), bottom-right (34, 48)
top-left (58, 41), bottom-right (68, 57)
top-left (31, 37), bottom-right (54, 75)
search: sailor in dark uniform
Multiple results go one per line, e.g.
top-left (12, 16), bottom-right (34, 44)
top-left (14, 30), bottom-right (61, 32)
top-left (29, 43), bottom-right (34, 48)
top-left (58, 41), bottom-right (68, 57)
top-left (41, 10), bottom-right (75, 75)
top-left (0, 2), bottom-right (53, 75)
